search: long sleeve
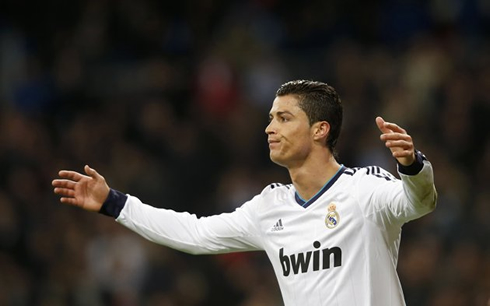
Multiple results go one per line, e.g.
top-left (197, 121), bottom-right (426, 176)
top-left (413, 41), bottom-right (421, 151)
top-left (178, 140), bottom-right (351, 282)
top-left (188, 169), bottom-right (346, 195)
top-left (396, 159), bottom-right (438, 221)
top-left (359, 154), bottom-right (437, 227)
top-left (114, 194), bottom-right (265, 255)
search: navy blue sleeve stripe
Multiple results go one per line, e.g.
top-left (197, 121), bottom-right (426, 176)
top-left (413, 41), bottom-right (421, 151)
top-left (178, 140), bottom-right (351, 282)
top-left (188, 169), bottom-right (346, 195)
top-left (398, 150), bottom-right (426, 176)
top-left (99, 189), bottom-right (128, 218)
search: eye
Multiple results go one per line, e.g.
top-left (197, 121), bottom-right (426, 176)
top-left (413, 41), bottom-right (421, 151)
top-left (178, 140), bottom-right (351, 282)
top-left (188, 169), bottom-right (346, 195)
top-left (280, 116), bottom-right (289, 122)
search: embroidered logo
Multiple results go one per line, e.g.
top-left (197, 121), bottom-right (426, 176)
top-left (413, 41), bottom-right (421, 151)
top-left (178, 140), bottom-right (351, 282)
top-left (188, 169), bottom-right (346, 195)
top-left (325, 203), bottom-right (340, 229)
top-left (271, 219), bottom-right (284, 231)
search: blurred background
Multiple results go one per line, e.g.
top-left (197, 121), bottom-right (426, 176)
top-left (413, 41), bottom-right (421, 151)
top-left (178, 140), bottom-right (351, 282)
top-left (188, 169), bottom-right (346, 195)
top-left (0, 0), bottom-right (489, 305)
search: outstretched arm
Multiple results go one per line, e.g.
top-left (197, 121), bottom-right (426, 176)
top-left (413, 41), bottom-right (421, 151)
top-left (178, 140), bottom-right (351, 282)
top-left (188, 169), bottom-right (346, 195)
top-left (52, 165), bottom-right (264, 254)
top-left (376, 116), bottom-right (415, 166)
top-left (52, 165), bottom-right (110, 212)
top-left (371, 116), bottom-right (437, 224)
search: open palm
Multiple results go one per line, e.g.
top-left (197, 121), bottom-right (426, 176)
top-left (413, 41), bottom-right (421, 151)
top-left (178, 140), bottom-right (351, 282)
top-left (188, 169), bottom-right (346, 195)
top-left (52, 165), bottom-right (110, 212)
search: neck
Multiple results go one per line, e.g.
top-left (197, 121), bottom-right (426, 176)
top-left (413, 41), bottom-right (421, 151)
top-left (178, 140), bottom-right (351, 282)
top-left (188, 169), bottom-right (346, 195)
top-left (288, 154), bottom-right (341, 201)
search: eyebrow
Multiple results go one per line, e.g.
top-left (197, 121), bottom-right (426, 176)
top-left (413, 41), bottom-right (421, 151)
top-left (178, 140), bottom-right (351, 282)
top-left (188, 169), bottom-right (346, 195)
top-left (269, 110), bottom-right (294, 118)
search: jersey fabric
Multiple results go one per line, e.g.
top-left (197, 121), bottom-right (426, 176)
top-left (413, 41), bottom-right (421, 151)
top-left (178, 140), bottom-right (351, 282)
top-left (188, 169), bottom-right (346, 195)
top-left (105, 157), bottom-right (437, 306)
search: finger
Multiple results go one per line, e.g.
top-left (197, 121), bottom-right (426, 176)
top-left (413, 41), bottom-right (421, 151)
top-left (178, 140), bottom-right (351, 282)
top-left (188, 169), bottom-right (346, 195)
top-left (52, 179), bottom-right (76, 189)
top-left (58, 170), bottom-right (86, 181)
top-left (382, 122), bottom-right (406, 134)
top-left (385, 140), bottom-right (413, 148)
top-left (60, 197), bottom-right (79, 206)
top-left (381, 135), bottom-right (412, 147)
top-left (54, 187), bottom-right (76, 197)
top-left (392, 150), bottom-right (415, 158)
top-left (84, 165), bottom-right (103, 180)
top-left (380, 133), bottom-right (412, 141)
top-left (376, 116), bottom-right (391, 134)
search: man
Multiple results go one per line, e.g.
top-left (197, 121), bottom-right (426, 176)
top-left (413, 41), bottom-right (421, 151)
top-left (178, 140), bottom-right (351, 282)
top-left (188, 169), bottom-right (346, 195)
top-left (52, 80), bottom-right (437, 305)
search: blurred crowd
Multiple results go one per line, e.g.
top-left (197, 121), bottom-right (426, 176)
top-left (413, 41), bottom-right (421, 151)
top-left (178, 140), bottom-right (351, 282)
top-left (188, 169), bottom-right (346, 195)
top-left (1, 0), bottom-right (489, 305)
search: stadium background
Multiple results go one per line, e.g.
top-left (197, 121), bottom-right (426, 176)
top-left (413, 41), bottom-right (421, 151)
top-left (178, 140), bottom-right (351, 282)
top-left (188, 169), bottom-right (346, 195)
top-left (0, 0), bottom-right (489, 305)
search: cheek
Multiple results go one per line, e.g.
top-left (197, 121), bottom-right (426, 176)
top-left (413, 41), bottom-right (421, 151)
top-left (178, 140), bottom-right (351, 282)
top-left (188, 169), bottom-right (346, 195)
top-left (290, 131), bottom-right (312, 153)
top-left (282, 124), bottom-right (312, 149)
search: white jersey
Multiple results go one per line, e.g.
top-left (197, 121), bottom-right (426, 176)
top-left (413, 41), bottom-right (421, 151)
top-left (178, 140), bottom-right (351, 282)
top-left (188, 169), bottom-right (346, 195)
top-left (115, 161), bottom-right (437, 306)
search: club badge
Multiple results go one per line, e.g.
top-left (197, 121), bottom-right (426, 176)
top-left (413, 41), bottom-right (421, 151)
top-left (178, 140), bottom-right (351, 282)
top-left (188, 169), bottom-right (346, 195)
top-left (325, 203), bottom-right (340, 229)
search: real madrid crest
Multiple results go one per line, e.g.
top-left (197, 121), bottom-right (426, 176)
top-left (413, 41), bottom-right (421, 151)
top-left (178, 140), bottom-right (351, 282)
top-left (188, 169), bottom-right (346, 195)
top-left (325, 203), bottom-right (340, 229)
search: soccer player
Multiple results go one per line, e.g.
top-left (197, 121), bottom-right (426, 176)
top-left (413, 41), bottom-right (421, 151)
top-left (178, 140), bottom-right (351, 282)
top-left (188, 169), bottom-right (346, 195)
top-left (52, 80), bottom-right (437, 305)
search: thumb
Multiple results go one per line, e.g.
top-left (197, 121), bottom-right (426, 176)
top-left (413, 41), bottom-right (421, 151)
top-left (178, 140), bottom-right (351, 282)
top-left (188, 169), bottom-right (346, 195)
top-left (376, 116), bottom-right (391, 134)
top-left (84, 165), bottom-right (102, 180)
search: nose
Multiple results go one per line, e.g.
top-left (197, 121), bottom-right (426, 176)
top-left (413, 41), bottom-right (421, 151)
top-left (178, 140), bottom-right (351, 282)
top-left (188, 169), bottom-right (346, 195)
top-left (265, 120), bottom-right (275, 135)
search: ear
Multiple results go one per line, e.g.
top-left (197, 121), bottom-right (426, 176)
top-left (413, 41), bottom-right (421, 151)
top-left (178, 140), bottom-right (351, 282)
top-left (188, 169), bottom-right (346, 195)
top-left (312, 121), bottom-right (330, 142)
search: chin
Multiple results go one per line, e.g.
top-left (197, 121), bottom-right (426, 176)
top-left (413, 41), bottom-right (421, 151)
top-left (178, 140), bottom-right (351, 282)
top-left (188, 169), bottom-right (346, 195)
top-left (269, 153), bottom-right (288, 167)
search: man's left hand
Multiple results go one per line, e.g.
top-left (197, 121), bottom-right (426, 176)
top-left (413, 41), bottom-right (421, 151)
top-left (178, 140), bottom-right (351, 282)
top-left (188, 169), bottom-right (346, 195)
top-left (376, 116), bottom-right (415, 166)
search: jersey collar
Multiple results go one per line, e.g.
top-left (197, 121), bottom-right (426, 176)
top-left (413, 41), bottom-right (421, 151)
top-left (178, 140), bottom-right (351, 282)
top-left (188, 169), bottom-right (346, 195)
top-left (295, 165), bottom-right (345, 208)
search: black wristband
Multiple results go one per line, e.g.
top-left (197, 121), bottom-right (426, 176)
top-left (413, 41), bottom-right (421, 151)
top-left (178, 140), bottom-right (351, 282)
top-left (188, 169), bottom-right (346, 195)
top-left (398, 150), bottom-right (426, 175)
top-left (99, 189), bottom-right (128, 218)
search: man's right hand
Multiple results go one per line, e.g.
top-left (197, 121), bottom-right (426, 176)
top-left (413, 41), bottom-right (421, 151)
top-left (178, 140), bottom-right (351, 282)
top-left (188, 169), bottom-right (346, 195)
top-left (52, 165), bottom-right (110, 212)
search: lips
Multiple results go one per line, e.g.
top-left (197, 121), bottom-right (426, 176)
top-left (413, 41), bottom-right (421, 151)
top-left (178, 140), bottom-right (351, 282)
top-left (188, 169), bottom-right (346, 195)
top-left (268, 139), bottom-right (280, 148)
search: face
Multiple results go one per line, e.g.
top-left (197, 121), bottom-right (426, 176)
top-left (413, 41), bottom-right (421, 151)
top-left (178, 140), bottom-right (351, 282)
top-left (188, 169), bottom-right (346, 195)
top-left (265, 95), bottom-right (314, 168)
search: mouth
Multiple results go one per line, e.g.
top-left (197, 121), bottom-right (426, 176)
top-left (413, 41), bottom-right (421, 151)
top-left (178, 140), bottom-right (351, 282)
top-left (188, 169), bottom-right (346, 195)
top-left (268, 139), bottom-right (280, 149)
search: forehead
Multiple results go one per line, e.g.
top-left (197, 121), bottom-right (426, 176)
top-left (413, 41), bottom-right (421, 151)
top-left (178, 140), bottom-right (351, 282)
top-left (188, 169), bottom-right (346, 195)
top-left (269, 95), bottom-right (303, 114)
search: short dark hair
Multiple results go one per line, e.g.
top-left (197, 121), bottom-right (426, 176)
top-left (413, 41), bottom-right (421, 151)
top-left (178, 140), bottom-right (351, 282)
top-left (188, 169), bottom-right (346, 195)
top-left (276, 80), bottom-right (343, 154)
